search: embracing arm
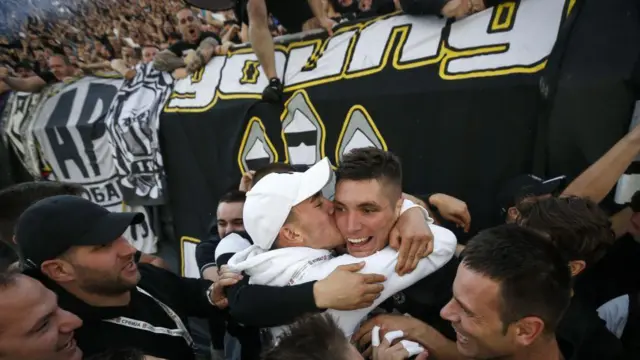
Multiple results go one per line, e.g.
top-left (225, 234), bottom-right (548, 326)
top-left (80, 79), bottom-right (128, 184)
top-left (224, 261), bottom-right (385, 327)
top-left (226, 278), bottom-right (321, 327)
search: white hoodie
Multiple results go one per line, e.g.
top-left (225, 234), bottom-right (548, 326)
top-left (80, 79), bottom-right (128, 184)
top-left (226, 223), bottom-right (457, 338)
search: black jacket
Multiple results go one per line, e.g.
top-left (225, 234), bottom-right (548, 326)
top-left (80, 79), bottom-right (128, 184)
top-left (27, 264), bottom-right (220, 360)
top-left (557, 297), bottom-right (627, 360)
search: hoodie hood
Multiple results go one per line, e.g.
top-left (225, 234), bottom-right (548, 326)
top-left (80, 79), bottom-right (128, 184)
top-left (227, 245), bottom-right (333, 286)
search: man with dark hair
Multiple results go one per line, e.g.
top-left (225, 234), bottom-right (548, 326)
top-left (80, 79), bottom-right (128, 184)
top-left (355, 225), bottom-right (574, 360)
top-left (225, 152), bottom-right (455, 341)
top-left (16, 195), bottom-right (228, 359)
top-left (442, 225), bottom-right (571, 359)
top-left (196, 189), bottom-right (247, 360)
top-left (0, 271), bottom-right (83, 360)
top-left (262, 314), bottom-right (360, 360)
top-left (196, 190), bottom-right (248, 280)
top-left (515, 196), bottom-right (627, 359)
top-left (333, 147), bottom-right (404, 258)
top-left (515, 196), bottom-right (615, 276)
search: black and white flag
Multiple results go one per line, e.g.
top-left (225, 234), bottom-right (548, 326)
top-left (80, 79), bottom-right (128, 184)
top-left (31, 76), bottom-right (158, 254)
top-left (1, 91), bottom-right (45, 178)
top-left (106, 63), bottom-right (174, 206)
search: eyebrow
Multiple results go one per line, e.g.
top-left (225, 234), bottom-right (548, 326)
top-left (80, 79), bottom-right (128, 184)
top-left (309, 192), bottom-right (322, 202)
top-left (454, 296), bottom-right (475, 316)
top-left (358, 201), bottom-right (380, 208)
top-left (28, 294), bottom-right (57, 334)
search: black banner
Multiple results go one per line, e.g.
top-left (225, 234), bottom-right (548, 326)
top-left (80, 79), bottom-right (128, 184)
top-left (159, 0), bottom-right (634, 275)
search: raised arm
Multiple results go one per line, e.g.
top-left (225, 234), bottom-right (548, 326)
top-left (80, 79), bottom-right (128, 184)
top-left (0, 75), bottom-right (47, 93)
top-left (561, 123), bottom-right (640, 203)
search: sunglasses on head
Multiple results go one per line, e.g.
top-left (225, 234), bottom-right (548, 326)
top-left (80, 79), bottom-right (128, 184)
top-left (180, 16), bottom-right (195, 25)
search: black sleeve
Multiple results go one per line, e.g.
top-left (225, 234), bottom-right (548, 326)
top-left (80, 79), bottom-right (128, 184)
top-left (167, 41), bottom-right (185, 57)
top-left (200, 31), bottom-right (222, 45)
top-left (484, 0), bottom-right (511, 7)
top-left (139, 264), bottom-right (220, 319)
top-left (195, 237), bottom-right (220, 274)
top-left (38, 71), bottom-right (58, 84)
top-left (398, 0), bottom-right (447, 15)
top-left (226, 277), bottom-right (322, 327)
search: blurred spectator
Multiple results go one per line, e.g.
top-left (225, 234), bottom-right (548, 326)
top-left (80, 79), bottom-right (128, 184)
top-left (152, 8), bottom-right (230, 79)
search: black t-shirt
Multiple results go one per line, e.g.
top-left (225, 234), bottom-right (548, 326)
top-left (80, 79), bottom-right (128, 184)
top-left (574, 234), bottom-right (640, 309)
top-left (556, 297), bottom-right (626, 360)
top-left (233, 0), bottom-right (315, 33)
top-left (37, 71), bottom-right (58, 85)
top-left (168, 31), bottom-right (222, 58)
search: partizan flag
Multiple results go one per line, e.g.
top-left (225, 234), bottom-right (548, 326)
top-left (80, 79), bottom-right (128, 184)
top-left (106, 63), bottom-right (174, 206)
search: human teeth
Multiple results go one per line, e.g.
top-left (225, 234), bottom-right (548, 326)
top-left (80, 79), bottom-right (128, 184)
top-left (348, 237), bottom-right (369, 244)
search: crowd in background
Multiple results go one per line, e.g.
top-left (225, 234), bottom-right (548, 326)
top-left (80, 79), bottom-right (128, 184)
top-left (1, 1), bottom-right (639, 360)
top-left (0, 0), bottom-right (411, 87)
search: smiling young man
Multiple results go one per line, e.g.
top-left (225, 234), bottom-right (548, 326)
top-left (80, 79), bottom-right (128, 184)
top-left (15, 195), bottom-right (228, 359)
top-left (225, 150), bottom-right (456, 339)
top-left (354, 225), bottom-right (573, 360)
top-left (0, 271), bottom-right (83, 360)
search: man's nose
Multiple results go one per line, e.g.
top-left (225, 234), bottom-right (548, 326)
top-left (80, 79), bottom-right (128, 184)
top-left (440, 299), bottom-right (459, 323)
top-left (115, 236), bottom-right (137, 256)
top-left (58, 308), bottom-right (83, 333)
top-left (346, 213), bottom-right (362, 233)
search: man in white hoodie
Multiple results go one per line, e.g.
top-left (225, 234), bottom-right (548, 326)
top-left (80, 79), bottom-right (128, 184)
top-left (225, 148), bottom-right (457, 341)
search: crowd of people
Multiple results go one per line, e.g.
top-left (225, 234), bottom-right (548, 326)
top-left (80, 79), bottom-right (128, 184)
top-left (0, 126), bottom-right (639, 360)
top-left (1, 1), bottom-right (639, 360)
top-left (0, 0), bottom-right (505, 101)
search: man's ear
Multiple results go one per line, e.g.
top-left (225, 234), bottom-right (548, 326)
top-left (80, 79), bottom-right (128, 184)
top-left (277, 223), bottom-right (303, 247)
top-left (512, 316), bottom-right (545, 347)
top-left (40, 259), bottom-right (75, 283)
top-left (569, 260), bottom-right (586, 277)
top-left (395, 196), bottom-right (404, 218)
top-left (506, 207), bottom-right (520, 223)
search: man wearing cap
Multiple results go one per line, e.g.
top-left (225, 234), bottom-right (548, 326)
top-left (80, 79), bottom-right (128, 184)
top-left (497, 174), bottom-right (567, 223)
top-left (223, 149), bottom-right (457, 341)
top-left (15, 195), bottom-right (229, 359)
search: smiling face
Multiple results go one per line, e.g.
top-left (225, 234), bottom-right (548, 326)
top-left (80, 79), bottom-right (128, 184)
top-left (334, 179), bottom-right (401, 257)
top-left (217, 201), bottom-right (245, 238)
top-left (0, 275), bottom-right (83, 360)
top-left (440, 264), bottom-right (518, 359)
